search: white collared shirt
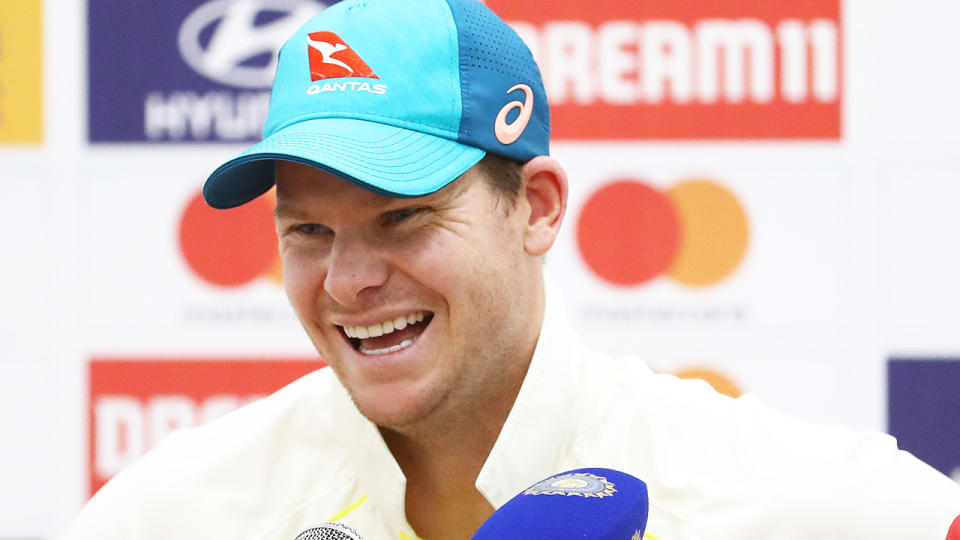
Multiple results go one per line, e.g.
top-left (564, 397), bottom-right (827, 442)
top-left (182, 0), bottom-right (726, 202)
top-left (66, 290), bottom-right (960, 540)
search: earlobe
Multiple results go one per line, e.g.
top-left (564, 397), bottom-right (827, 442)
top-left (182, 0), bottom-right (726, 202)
top-left (521, 156), bottom-right (568, 257)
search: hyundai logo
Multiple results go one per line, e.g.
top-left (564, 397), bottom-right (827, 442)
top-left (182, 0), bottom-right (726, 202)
top-left (178, 0), bottom-right (323, 89)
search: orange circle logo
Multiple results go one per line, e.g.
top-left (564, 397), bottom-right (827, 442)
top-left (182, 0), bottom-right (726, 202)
top-left (178, 190), bottom-right (282, 288)
top-left (576, 179), bottom-right (749, 287)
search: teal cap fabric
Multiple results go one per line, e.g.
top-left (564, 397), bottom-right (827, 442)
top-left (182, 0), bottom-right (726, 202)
top-left (203, 0), bottom-right (549, 209)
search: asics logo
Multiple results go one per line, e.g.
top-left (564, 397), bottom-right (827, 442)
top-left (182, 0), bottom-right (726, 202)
top-left (307, 31), bottom-right (378, 81)
top-left (495, 84), bottom-right (533, 145)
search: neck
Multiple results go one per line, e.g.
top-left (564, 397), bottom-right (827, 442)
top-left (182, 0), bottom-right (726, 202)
top-left (378, 337), bottom-right (533, 539)
top-left (379, 403), bottom-right (513, 538)
top-left (379, 277), bottom-right (545, 538)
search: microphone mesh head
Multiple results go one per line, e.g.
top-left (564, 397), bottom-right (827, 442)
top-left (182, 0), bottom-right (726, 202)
top-left (294, 522), bottom-right (363, 540)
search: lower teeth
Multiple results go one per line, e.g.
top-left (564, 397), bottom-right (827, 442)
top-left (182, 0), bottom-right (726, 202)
top-left (359, 338), bottom-right (415, 355)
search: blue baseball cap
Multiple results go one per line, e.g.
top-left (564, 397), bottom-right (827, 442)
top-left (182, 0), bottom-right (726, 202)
top-left (203, 0), bottom-right (550, 209)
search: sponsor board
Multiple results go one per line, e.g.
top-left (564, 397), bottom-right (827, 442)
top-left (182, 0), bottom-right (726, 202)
top-left (87, 0), bottom-right (841, 142)
top-left (87, 0), bottom-right (331, 142)
top-left (88, 358), bottom-right (324, 495)
top-left (487, 0), bottom-right (842, 139)
top-left (0, 0), bottom-right (43, 143)
top-left (887, 358), bottom-right (960, 482)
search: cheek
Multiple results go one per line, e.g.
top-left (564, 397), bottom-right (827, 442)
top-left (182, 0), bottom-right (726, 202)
top-left (281, 251), bottom-right (325, 314)
top-left (402, 229), bottom-right (490, 283)
top-left (405, 230), bottom-right (521, 313)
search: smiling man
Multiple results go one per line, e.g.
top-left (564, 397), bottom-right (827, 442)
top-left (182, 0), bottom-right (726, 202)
top-left (274, 157), bottom-right (550, 431)
top-left (270, 153), bottom-right (561, 536)
top-left (65, 0), bottom-right (960, 539)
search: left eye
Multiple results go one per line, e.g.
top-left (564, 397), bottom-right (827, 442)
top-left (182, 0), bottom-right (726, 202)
top-left (383, 207), bottom-right (425, 225)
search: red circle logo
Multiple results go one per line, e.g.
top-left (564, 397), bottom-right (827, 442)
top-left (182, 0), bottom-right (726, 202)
top-left (577, 178), bottom-right (749, 287)
top-left (178, 190), bottom-right (281, 287)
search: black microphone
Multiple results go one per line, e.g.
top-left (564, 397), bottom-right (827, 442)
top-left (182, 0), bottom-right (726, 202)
top-left (472, 468), bottom-right (649, 539)
top-left (294, 521), bottom-right (363, 540)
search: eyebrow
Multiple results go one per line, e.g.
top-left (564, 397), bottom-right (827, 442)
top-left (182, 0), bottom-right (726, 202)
top-left (273, 202), bottom-right (312, 220)
top-left (275, 186), bottom-right (457, 219)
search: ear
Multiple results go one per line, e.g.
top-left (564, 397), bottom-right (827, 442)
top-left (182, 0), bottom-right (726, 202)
top-left (520, 156), bottom-right (568, 257)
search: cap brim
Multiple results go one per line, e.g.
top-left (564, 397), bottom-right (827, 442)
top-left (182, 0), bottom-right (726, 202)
top-left (203, 117), bottom-right (486, 209)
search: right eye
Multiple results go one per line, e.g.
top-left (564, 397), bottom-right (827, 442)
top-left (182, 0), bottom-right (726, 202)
top-left (292, 223), bottom-right (332, 236)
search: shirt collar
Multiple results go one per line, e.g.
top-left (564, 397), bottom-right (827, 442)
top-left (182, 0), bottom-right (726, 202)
top-left (475, 276), bottom-right (584, 507)
top-left (333, 275), bottom-right (584, 515)
top-left (330, 375), bottom-right (409, 530)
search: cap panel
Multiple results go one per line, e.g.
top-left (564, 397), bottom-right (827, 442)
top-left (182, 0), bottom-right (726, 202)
top-left (264, 0), bottom-right (463, 140)
top-left (203, 118), bottom-right (485, 208)
top-left (445, 0), bottom-right (550, 161)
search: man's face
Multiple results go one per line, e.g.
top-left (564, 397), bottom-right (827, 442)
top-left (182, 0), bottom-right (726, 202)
top-left (274, 161), bottom-right (542, 429)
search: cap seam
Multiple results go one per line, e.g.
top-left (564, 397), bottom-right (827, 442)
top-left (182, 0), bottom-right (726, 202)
top-left (262, 128), bottom-right (420, 152)
top-left (261, 135), bottom-right (451, 167)
top-left (444, 0), bottom-right (473, 141)
top-left (265, 141), bottom-right (464, 176)
top-left (437, 0), bottom-right (463, 137)
top-left (243, 123), bottom-right (483, 166)
top-left (268, 111), bottom-right (460, 143)
top-left (265, 138), bottom-right (458, 173)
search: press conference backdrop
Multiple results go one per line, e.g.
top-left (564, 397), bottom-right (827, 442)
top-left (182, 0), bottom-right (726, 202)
top-left (1, 0), bottom-right (959, 537)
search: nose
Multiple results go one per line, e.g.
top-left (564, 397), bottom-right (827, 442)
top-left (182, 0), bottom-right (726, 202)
top-left (323, 234), bottom-right (390, 306)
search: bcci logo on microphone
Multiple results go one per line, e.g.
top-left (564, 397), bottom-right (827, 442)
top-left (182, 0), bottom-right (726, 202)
top-left (524, 472), bottom-right (617, 498)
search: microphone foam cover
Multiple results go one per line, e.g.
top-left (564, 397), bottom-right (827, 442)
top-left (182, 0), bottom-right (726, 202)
top-left (472, 468), bottom-right (649, 539)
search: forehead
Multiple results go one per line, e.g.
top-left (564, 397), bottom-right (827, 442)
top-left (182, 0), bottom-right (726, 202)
top-left (273, 160), bottom-right (478, 215)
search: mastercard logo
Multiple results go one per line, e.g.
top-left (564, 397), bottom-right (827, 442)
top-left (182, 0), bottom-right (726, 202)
top-left (576, 179), bottom-right (749, 287)
top-left (178, 189), bottom-right (282, 288)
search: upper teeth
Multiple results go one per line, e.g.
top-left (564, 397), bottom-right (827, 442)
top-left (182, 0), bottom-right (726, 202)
top-left (343, 311), bottom-right (426, 339)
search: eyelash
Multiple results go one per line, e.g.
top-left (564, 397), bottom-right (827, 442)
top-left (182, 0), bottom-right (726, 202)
top-left (285, 207), bottom-right (427, 237)
top-left (292, 223), bottom-right (331, 236)
top-left (383, 207), bottom-right (427, 226)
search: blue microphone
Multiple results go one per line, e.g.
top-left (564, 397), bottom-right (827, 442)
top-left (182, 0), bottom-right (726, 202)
top-left (472, 468), bottom-right (649, 539)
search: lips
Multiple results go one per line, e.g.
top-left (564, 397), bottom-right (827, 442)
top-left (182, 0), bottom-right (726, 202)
top-left (340, 311), bottom-right (434, 355)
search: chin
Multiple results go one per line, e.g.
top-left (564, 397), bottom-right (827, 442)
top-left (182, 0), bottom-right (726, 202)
top-left (349, 385), bottom-right (445, 430)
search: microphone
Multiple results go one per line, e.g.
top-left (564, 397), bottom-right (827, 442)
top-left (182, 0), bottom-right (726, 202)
top-left (294, 521), bottom-right (363, 540)
top-left (472, 468), bottom-right (649, 539)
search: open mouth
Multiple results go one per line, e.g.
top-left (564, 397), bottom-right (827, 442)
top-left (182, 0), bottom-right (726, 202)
top-left (340, 311), bottom-right (434, 355)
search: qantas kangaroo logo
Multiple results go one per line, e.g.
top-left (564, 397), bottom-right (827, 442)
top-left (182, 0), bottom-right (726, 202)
top-left (308, 38), bottom-right (352, 72)
top-left (307, 31), bottom-right (378, 81)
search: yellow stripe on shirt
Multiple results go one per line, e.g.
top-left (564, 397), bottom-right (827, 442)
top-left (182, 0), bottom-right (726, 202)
top-left (326, 494), bottom-right (368, 522)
